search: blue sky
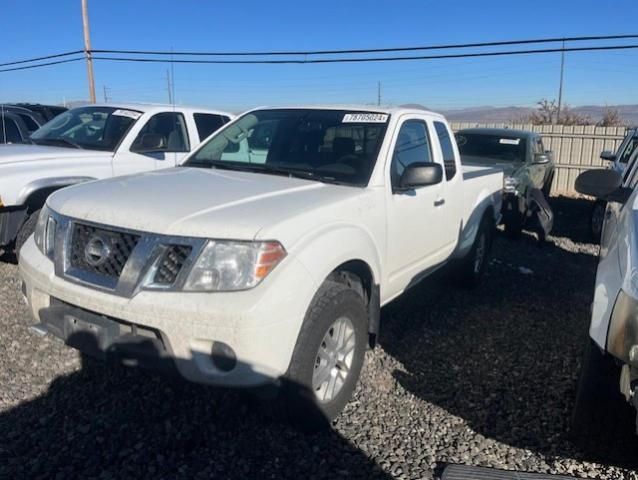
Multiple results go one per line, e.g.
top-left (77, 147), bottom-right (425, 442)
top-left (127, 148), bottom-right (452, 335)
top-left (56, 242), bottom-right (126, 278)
top-left (1, 0), bottom-right (637, 111)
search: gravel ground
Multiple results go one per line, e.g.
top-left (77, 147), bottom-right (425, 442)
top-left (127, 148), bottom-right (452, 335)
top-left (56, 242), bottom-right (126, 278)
top-left (1, 196), bottom-right (637, 479)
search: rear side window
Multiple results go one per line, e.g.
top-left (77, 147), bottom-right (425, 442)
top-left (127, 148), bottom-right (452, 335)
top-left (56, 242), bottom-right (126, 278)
top-left (17, 113), bottom-right (39, 132)
top-left (0, 116), bottom-right (22, 144)
top-left (434, 121), bottom-right (456, 180)
top-left (194, 113), bottom-right (230, 141)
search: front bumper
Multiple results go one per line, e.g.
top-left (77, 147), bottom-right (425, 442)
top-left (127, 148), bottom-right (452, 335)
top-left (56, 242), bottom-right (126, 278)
top-left (19, 237), bottom-right (319, 387)
top-left (0, 206), bottom-right (27, 247)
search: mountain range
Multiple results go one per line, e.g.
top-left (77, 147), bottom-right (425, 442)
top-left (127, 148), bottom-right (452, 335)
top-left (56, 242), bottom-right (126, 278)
top-left (440, 104), bottom-right (638, 125)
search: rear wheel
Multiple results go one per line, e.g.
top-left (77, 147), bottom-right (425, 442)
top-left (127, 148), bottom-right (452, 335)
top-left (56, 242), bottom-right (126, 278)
top-left (282, 280), bottom-right (367, 430)
top-left (15, 209), bottom-right (40, 255)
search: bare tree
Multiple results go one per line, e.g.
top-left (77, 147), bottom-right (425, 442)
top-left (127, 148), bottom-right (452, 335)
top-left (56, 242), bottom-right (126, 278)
top-left (597, 107), bottom-right (624, 127)
top-left (519, 99), bottom-right (591, 126)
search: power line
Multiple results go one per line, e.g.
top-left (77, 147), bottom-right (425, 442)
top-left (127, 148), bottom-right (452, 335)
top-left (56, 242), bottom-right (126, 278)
top-left (0, 50), bottom-right (83, 68)
top-left (91, 44), bottom-right (638, 65)
top-left (90, 34), bottom-right (638, 57)
top-left (0, 57), bottom-right (84, 73)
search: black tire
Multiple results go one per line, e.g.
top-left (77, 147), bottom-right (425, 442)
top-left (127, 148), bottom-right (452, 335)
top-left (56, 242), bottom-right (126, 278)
top-left (590, 201), bottom-right (606, 243)
top-left (571, 339), bottom-right (634, 449)
top-left (456, 214), bottom-right (493, 288)
top-left (15, 209), bottom-right (40, 255)
top-left (503, 211), bottom-right (524, 238)
top-left (282, 280), bottom-right (367, 431)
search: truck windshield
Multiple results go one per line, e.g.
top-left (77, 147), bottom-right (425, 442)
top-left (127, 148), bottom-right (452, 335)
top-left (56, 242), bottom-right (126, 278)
top-left (185, 109), bottom-right (389, 186)
top-left (457, 133), bottom-right (527, 163)
top-left (30, 106), bottom-right (141, 151)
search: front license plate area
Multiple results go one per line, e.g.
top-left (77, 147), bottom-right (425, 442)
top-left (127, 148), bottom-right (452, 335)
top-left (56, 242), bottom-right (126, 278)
top-left (63, 314), bottom-right (121, 357)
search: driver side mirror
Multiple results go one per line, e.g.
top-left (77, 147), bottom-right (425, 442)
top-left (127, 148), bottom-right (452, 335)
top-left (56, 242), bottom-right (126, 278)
top-left (532, 153), bottom-right (550, 164)
top-left (575, 169), bottom-right (631, 203)
top-left (133, 133), bottom-right (166, 153)
top-left (600, 150), bottom-right (616, 162)
top-left (396, 163), bottom-right (443, 192)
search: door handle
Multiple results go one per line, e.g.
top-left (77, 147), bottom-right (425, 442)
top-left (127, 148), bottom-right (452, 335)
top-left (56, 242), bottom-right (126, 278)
top-left (434, 198), bottom-right (445, 207)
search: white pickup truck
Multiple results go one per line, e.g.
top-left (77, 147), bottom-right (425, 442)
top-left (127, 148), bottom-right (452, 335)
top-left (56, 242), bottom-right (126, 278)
top-left (0, 103), bottom-right (233, 254)
top-left (19, 106), bottom-right (502, 427)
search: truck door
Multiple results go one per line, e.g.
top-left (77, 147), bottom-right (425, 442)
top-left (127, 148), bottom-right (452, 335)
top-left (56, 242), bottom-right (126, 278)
top-left (385, 117), bottom-right (451, 291)
top-left (113, 111), bottom-right (191, 176)
top-left (591, 150), bottom-right (638, 348)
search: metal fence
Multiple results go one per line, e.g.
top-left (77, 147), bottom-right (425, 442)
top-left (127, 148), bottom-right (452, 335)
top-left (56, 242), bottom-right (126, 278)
top-left (450, 122), bottom-right (628, 194)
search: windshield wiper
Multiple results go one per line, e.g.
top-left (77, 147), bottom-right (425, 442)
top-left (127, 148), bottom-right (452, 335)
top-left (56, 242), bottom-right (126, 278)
top-left (32, 138), bottom-right (83, 149)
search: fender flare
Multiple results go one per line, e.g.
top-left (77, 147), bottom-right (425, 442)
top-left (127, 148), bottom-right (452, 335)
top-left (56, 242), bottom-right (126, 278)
top-left (17, 176), bottom-right (96, 206)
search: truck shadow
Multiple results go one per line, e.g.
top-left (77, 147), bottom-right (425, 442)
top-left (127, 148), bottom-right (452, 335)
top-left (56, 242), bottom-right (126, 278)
top-left (0, 337), bottom-right (392, 479)
top-left (380, 215), bottom-right (638, 469)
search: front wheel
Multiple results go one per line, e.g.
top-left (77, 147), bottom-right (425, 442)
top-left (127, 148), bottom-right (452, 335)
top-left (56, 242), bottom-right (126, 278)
top-left (15, 209), bottom-right (40, 255)
top-left (590, 201), bottom-right (606, 243)
top-left (283, 280), bottom-right (367, 430)
top-left (456, 215), bottom-right (493, 288)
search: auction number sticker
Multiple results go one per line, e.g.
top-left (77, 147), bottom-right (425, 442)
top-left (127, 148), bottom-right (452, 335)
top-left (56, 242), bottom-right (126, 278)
top-left (112, 109), bottom-right (142, 120)
top-left (499, 138), bottom-right (520, 145)
top-left (343, 113), bottom-right (388, 123)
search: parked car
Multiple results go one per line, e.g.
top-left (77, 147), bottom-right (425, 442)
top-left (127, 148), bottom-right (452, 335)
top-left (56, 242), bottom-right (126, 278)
top-left (0, 103), bottom-right (234, 254)
top-left (0, 110), bottom-right (32, 144)
top-left (572, 157), bottom-right (638, 441)
top-left (19, 105), bottom-right (502, 428)
top-left (456, 128), bottom-right (555, 238)
top-left (10, 103), bottom-right (68, 123)
top-left (590, 127), bottom-right (638, 241)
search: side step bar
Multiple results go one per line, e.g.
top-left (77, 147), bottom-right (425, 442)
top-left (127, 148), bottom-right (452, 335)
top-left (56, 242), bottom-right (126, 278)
top-left (441, 465), bottom-right (582, 480)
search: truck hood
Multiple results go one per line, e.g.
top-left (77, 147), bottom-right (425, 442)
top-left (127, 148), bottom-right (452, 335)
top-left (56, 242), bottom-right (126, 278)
top-left (48, 167), bottom-right (365, 241)
top-left (0, 143), bottom-right (111, 165)
top-left (461, 155), bottom-right (522, 177)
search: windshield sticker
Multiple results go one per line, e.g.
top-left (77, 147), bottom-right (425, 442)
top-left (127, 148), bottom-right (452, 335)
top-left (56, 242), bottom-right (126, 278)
top-left (112, 109), bottom-right (142, 120)
top-left (499, 138), bottom-right (521, 145)
top-left (343, 113), bottom-right (388, 123)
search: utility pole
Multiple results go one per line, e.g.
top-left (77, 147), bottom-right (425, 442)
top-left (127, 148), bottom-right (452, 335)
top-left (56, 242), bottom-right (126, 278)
top-left (102, 85), bottom-right (109, 103)
top-left (166, 69), bottom-right (173, 104)
top-left (81, 0), bottom-right (96, 103)
top-left (556, 39), bottom-right (565, 124)
top-left (377, 81), bottom-right (381, 106)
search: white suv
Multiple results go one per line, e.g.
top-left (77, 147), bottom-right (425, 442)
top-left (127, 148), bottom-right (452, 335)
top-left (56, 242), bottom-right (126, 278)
top-left (20, 106), bottom-right (502, 427)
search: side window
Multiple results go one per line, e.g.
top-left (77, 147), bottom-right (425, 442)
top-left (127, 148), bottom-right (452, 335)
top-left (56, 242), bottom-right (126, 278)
top-left (131, 112), bottom-right (190, 152)
top-left (194, 113), bottom-right (229, 141)
top-left (17, 113), bottom-right (39, 132)
top-left (0, 117), bottom-right (22, 144)
top-left (433, 121), bottom-right (456, 180)
top-left (534, 137), bottom-right (545, 155)
top-left (390, 120), bottom-right (432, 188)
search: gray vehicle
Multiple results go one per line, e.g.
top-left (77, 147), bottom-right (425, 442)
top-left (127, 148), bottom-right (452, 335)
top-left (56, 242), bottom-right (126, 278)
top-left (590, 127), bottom-right (638, 241)
top-left (457, 128), bottom-right (555, 238)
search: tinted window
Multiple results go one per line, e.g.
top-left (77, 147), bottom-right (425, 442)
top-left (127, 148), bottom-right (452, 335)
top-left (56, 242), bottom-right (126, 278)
top-left (132, 112), bottom-right (190, 152)
top-left (188, 109), bottom-right (389, 187)
top-left (619, 136), bottom-right (638, 164)
top-left (457, 133), bottom-right (527, 163)
top-left (391, 120), bottom-right (432, 187)
top-left (194, 113), bottom-right (229, 141)
top-left (434, 121), bottom-right (456, 180)
top-left (0, 116), bottom-right (22, 144)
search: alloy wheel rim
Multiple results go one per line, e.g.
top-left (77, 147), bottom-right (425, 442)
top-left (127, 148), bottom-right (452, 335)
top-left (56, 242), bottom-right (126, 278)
top-left (312, 316), bottom-right (356, 403)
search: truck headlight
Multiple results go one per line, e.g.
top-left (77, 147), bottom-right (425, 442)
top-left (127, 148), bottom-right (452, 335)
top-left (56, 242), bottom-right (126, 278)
top-left (183, 240), bottom-right (286, 292)
top-left (33, 206), bottom-right (56, 260)
top-left (503, 176), bottom-right (520, 193)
